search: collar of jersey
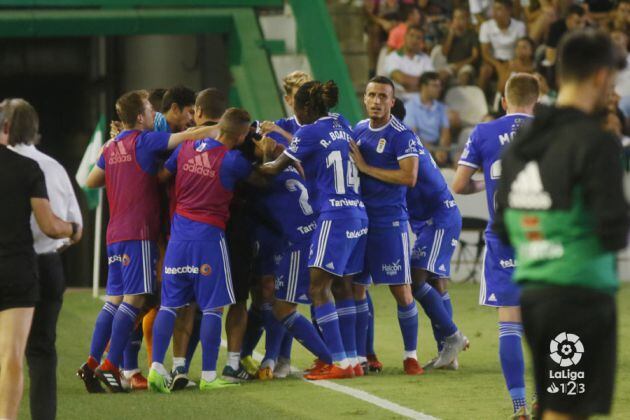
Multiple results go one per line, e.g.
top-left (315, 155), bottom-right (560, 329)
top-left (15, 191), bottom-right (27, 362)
top-left (368, 116), bottom-right (392, 132)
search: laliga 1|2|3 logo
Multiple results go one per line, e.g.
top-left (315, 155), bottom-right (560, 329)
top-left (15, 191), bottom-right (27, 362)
top-left (546, 332), bottom-right (586, 396)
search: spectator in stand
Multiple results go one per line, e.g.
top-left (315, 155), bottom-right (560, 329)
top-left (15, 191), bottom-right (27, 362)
top-left (544, 5), bottom-right (586, 67)
top-left (611, 30), bottom-right (630, 128)
top-left (384, 25), bottom-right (435, 101)
top-left (403, 71), bottom-right (451, 165)
top-left (387, 5), bottom-right (422, 51)
top-left (608, 0), bottom-right (630, 33)
top-left (365, 0), bottom-right (402, 78)
top-left (498, 37), bottom-right (536, 94)
top-left (469, 0), bottom-right (493, 25)
top-left (478, 0), bottom-right (527, 96)
top-left (440, 7), bottom-right (479, 85)
top-left (520, 0), bottom-right (558, 44)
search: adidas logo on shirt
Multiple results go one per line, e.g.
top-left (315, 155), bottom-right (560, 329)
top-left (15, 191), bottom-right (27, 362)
top-left (488, 293), bottom-right (498, 302)
top-left (108, 141), bottom-right (132, 165)
top-left (438, 264), bottom-right (446, 272)
top-left (508, 161), bottom-right (551, 209)
top-left (325, 262), bottom-right (335, 270)
top-left (183, 154), bottom-right (216, 177)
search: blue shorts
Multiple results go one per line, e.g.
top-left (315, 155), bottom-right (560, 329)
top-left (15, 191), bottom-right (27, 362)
top-left (106, 240), bottom-right (157, 296)
top-left (308, 216), bottom-right (367, 277)
top-left (275, 240), bottom-right (311, 305)
top-left (479, 235), bottom-right (520, 307)
top-left (410, 210), bottom-right (462, 278)
top-left (161, 230), bottom-right (236, 311)
top-left (254, 224), bottom-right (284, 277)
top-left (355, 221), bottom-right (412, 286)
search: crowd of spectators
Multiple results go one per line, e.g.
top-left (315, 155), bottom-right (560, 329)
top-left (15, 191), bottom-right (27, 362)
top-left (356, 0), bottom-right (630, 166)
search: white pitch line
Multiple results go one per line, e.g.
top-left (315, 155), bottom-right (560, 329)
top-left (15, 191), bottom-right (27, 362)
top-left (221, 339), bottom-right (437, 420)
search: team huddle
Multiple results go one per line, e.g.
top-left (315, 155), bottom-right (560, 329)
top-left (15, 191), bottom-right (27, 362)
top-left (74, 69), bottom-right (540, 416)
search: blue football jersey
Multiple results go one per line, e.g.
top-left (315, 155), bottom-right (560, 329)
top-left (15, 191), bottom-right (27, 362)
top-left (406, 137), bottom-right (456, 221)
top-left (284, 116), bottom-right (366, 219)
top-left (353, 116), bottom-right (419, 226)
top-left (259, 166), bottom-right (317, 243)
top-left (458, 113), bottom-right (532, 234)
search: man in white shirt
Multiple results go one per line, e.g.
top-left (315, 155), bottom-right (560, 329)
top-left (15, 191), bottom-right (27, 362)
top-left (9, 101), bottom-right (82, 420)
top-left (383, 25), bottom-right (435, 102)
top-left (478, 0), bottom-right (526, 94)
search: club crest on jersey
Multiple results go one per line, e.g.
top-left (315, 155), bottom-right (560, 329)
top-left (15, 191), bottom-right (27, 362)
top-left (200, 264), bottom-right (212, 276)
top-left (376, 138), bottom-right (387, 153)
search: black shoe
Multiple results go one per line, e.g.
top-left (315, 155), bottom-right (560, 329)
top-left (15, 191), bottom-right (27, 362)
top-left (360, 361), bottom-right (369, 376)
top-left (77, 363), bottom-right (105, 393)
top-left (222, 364), bottom-right (254, 383)
top-left (170, 366), bottom-right (193, 391)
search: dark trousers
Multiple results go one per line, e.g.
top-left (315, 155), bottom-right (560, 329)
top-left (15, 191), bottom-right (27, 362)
top-left (25, 252), bottom-right (65, 420)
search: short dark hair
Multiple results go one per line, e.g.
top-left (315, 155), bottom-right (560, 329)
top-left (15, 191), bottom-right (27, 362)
top-left (494, 0), bottom-right (512, 8)
top-left (367, 76), bottom-right (396, 94)
top-left (566, 5), bottom-right (585, 17)
top-left (161, 85), bottom-right (196, 113)
top-left (399, 5), bottom-right (419, 21)
top-left (220, 107), bottom-right (251, 137)
top-left (116, 90), bottom-right (149, 127)
top-left (196, 88), bottom-right (228, 120)
top-left (6, 99), bottom-right (39, 146)
top-left (391, 97), bottom-right (406, 121)
top-left (148, 88), bottom-right (166, 113)
top-left (420, 71), bottom-right (440, 86)
top-left (557, 29), bottom-right (627, 83)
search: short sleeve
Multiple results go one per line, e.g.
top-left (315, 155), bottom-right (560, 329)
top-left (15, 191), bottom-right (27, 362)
top-left (440, 104), bottom-right (450, 129)
top-left (137, 131), bottom-right (171, 156)
top-left (283, 131), bottom-right (318, 163)
top-left (458, 127), bottom-right (482, 168)
top-left (220, 150), bottom-right (253, 190)
top-left (164, 144), bottom-right (182, 174)
top-left (28, 163), bottom-right (48, 200)
top-left (479, 22), bottom-right (490, 44)
top-left (394, 131), bottom-right (420, 161)
top-left (96, 154), bottom-right (105, 170)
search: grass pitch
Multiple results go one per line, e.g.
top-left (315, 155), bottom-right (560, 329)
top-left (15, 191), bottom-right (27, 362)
top-left (18, 282), bottom-right (630, 419)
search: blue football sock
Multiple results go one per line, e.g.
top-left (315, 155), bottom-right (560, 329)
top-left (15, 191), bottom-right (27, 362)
top-left (122, 323), bottom-right (143, 371)
top-left (313, 302), bottom-right (347, 363)
top-left (282, 311), bottom-right (332, 364)
top-left (442, 291), bottom-right (453, 318)
top-left (279, 331), bottom-right (293, 360)
top-left (366, 292), bottom-right (375, 355)
top-left (200, 309), bottom-right (223, 372)
top-left (151, 307), bottom-right (177, 365)
top-left (106, 302), bottom-right (140, 367)
top-left (397, 302), bottom-right (419, 353)
top-left (240, 304), bottom-right (264, 358)
top-left (336, 299), bottom-right (357, 361)
top-left (184, 312), bottom-right (201, 372)
top-left (89, 301), bottom-right (119, 362)
top-left (355, 298), bottom-right (369, 359)
top-left (414, 282), bottom-right (457, 351)
top-left (499, 322), bottom-right (526, 412)
top-left (310, 305), bottom-right (324, 340)
top-left (262, 309), bottom-right (284, 365)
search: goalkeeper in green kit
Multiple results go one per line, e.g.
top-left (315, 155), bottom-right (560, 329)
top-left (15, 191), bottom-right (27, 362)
top-left (495, 29), bottom-right (629, 420)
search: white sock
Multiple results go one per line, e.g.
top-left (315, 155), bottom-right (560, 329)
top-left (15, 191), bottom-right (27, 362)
top-left (336, 358), bottom-right (350, 369)
top-left (151, 362), bottom-right (168, 376)
top-left (227, 352), bottom-right (240, 370)
top-left (261, 359), bottom-right (276, 370)
top-left (172, 357), bottom-right (186, 369)
top-left (358, 356), bottom-right (367, 364)
top-left (201, 370), bottom-right (217, 382)
top-left (123, 368), bottom-right (139, 379)
top-left (404, 350), bottom-right (418, 360)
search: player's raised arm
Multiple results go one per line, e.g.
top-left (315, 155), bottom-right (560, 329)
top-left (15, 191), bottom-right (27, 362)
top-left (166, 124), bottom-right (219, 150)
